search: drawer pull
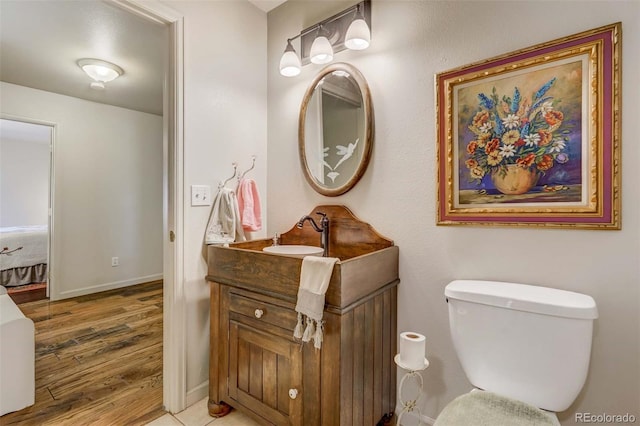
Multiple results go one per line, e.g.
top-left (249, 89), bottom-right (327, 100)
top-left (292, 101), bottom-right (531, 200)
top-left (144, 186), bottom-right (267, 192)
top-left (254, 309), bottom-right (264, 319)
top-left (288, 388), bottom-right (298, 400)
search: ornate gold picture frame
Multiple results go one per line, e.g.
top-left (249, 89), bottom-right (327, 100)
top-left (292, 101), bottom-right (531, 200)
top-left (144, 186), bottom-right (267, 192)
top-left (436, 23), bottom-right (621, 229)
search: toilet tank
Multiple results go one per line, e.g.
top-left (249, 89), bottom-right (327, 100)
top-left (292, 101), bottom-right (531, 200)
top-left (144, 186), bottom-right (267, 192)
top-left (445, 280), bottom-right (598, 412)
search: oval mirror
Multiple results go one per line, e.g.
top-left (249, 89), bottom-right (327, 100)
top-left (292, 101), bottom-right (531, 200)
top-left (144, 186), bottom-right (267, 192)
top-left (299, 63), bottom-right (373, 196)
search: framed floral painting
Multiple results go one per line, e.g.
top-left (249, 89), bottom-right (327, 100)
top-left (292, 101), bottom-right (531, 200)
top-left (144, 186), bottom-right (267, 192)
top-left (436, 23), bottom-right (621, 229)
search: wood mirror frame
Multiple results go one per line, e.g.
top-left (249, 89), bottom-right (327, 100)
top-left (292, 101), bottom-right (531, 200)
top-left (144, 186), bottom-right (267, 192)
top-left (298, 63), bottom-right (374, 196)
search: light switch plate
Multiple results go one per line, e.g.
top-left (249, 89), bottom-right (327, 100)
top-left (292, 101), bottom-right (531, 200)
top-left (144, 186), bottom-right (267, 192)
top-left (191, 185), bottom-right (211, 206)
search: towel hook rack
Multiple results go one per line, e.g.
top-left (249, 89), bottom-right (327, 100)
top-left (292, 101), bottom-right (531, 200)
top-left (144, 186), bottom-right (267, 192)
top-left (239, 155), bottom-right (256, 180)
top-left (219, 162), bottom-right (238, 188)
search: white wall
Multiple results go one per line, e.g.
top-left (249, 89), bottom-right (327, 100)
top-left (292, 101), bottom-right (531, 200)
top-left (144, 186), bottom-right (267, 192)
top-left (0, 82), bottom-right (163, 299)
top-left (162, 0), bottom-right (268, 402)
top-left (0, 131), bottom-right (50, 227)
top-left (267, 1), bottom-right (639, 424)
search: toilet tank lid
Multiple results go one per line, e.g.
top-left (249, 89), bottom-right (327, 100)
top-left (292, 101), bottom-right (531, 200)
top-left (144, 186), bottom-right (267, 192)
top-left (445, 280), bottom-right (598, 319)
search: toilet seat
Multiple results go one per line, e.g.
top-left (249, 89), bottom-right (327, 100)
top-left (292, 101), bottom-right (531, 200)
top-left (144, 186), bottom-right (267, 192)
top-left (434, 390), bottom-right (560, 426)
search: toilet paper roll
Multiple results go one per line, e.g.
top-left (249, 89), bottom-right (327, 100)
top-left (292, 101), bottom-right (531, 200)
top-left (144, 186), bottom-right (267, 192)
top-left (399, 331), bottom-right (426, 370)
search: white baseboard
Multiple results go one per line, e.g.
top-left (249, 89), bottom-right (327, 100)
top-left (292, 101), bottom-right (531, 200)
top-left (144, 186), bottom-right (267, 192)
top-left (56, 273), bottom-right (163, 299)
top-left (396, 405), bottom-right (437, 425)
top-left (186, 381), bottom-right (209, 407)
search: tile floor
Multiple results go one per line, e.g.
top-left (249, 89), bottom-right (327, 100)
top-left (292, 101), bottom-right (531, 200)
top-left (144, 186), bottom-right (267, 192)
top-left (146, 398), bottom-right (261, 426)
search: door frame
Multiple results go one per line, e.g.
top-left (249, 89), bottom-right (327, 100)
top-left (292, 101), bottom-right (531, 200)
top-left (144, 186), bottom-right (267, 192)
top-left (111, 0), bottom-right (186, 413)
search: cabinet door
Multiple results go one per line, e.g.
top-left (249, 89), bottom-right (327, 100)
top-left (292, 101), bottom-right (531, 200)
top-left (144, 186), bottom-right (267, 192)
top-left (228, 321), bottom-right (302, 425)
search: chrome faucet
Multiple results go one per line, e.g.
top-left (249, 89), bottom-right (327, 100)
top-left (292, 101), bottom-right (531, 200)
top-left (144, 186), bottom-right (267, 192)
top-left (296, 212), bottom-right (329, 257)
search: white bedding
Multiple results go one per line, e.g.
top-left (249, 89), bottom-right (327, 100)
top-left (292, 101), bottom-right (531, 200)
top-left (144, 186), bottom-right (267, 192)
top-left (0, 225), bottom-right (48, 271)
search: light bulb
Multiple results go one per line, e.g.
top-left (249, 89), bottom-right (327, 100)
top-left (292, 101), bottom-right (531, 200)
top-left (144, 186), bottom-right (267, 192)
top-left (310, 35), bottom-right (333, 64)
top-left (279, 40), bottom-right (301, 77)
top-left (345, 8), bottom-right (370, 50)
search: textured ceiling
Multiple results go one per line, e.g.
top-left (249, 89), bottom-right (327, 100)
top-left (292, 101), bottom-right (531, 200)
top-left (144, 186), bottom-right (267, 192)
top-left (0, 0), bottom-right (166, 116)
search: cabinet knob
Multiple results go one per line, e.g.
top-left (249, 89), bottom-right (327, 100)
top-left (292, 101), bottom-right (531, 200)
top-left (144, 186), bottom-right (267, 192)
top-left (288, 388), bottom-right (298, 400)
top-left (254, 309), bottom-right (264, 319)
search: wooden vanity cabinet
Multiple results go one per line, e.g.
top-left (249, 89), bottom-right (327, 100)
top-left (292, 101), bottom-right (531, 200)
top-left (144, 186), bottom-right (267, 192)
top-left (207, 205), bottom-right (399, 425)
top-left (209, 280), bottom-right (398, 426)
top-left (224, 287), bottom-right (305, 425)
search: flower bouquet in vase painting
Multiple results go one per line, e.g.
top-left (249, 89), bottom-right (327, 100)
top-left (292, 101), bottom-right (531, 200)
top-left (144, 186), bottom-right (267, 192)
top-left (464, 78), bottom-right (570, 195)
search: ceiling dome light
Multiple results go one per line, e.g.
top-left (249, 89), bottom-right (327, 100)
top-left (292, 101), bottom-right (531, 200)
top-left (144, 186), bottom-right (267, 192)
top-left (310, 26), bottom-right (334, 64)
top-left (345, 5), bottom-right (370, 50)
top-left (77, 58), bottom-right (124, 86)
top-left (279, 40), bottom-right (301, 77)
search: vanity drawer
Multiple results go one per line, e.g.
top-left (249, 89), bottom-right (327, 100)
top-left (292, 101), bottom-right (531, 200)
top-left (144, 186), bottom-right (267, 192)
top-left (229, 291), bottom-right (297, 332)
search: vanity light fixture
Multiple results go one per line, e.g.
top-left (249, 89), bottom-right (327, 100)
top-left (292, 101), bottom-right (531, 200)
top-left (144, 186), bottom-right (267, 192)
top-left (309, 25), bottom-right (334, 64)
top-left (77, 58), bottom-right (124, 90)
top-left (278, 0), bottom-right (371, 77)
top-left (279, 39), bottom-right (302, 77)
top-left (278, 37), bottom-right (303, 77)
top-left (344, 4), bottom-right (370, 50)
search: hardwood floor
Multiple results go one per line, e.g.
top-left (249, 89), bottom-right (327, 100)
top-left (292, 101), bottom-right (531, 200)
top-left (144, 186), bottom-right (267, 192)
top-left (0, 281), bottom-right (165, 426)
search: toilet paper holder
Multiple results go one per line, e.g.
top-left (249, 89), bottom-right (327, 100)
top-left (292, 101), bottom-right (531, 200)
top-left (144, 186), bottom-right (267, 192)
top-left (395, 354), bottom-right (429, 425)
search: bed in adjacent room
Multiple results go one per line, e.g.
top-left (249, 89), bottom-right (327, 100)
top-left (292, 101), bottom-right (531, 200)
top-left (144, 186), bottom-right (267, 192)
top-left (0, 225), bottom-right (48, 289)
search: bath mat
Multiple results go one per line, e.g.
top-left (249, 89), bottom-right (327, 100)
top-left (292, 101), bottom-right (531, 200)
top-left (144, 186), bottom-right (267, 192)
top-left (434, 390), bottom-right (560, 426)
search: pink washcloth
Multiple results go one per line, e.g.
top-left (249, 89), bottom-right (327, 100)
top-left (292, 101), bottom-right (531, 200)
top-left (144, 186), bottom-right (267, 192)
top-left (237, 178), bottom-right (262, 231)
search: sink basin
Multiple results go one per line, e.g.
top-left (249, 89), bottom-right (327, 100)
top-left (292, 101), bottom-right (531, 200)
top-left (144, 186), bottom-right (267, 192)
top-left (262, 245), bottom-right (323, 258)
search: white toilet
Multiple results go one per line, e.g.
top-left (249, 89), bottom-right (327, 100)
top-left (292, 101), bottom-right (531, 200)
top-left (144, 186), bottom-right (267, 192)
top-left (435, 280), bottom-right (598, 425)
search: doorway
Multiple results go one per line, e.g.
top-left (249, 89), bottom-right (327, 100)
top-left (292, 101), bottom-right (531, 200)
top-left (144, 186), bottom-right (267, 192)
top-left (0, 0), bottom-right (186, 413)
top-left (112, 0), bottom-right (186, 413)
top-left (0, 118), bottom-right (53, 304)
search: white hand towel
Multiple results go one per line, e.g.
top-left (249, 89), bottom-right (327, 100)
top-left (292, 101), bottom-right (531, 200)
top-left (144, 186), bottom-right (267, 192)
top-left (205, 188), bottom-right (246, 245)
top-left (293, 256), bottom-right (339, 349)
